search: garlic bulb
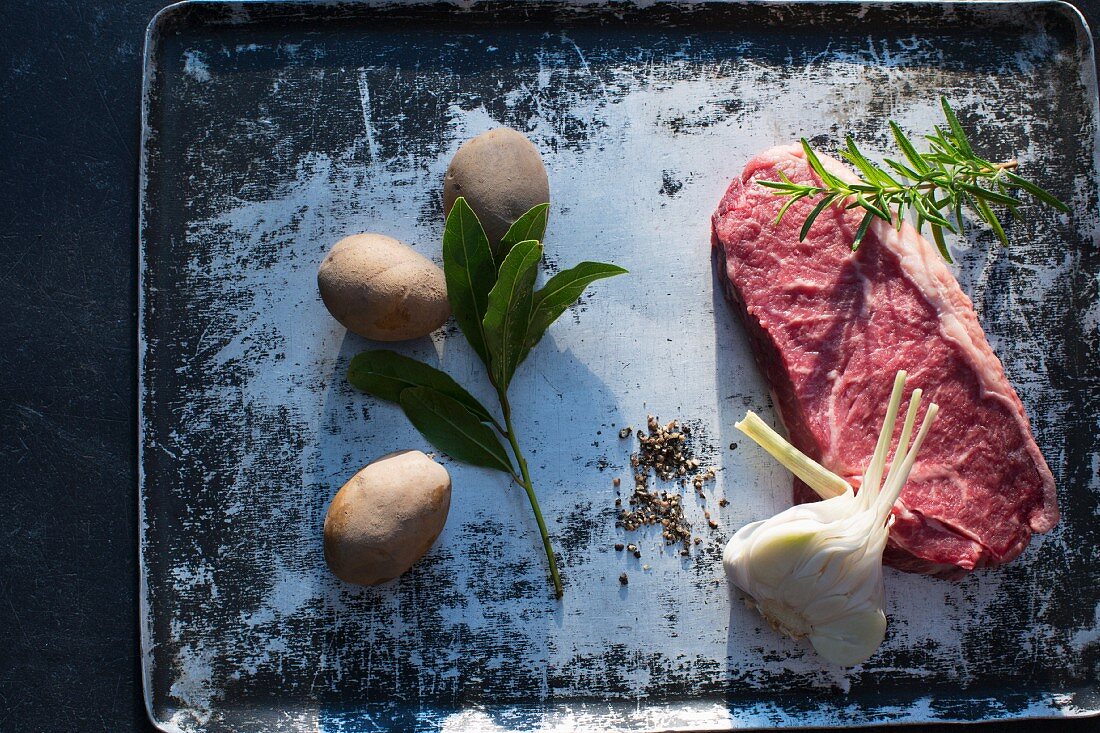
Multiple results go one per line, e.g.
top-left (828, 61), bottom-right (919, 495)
top-left (723, 371), bottom-right (938, 666)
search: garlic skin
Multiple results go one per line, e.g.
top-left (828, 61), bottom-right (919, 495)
top-left (723, 371), bottom-right (937, 667)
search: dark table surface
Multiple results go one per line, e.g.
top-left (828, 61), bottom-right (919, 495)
top-left (1, 1), bottom-right (1097, 731)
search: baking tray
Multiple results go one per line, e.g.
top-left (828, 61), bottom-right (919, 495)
top-left (138, 1), bottom-right (1100, 731)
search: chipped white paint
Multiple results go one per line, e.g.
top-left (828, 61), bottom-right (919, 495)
top-left (356, 71), bottom-right (380, 163)
top-left (182, 50), bottom-right (211, 82)
top-left (139, 1), bottom-right (1100, 731)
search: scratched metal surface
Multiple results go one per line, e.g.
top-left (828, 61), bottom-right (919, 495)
top-left (138, 1), bottom-right (1100, 731)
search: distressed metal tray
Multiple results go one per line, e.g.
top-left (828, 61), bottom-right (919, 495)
top-left (139, 1), bottom-right (1100, 731)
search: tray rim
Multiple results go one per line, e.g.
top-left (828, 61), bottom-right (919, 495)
top-left (136, 1), bottom-right (1100, 731)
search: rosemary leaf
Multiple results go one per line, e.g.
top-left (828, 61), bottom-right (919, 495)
top-left (800, 195), bottom-right (835, 240)
top-left (775, 192), bottom-right (807, 224)
top-left (941, 97), bottom-right (975, 157)
top-left (883, 158), bottom-right (921, 181)
top-left (931, 224), bottom-right (954, 263)
top-left (852, 211), bottom-right (876, 250)
top-left (957, 182), bottom-right (1021, 207)
top-left (1004, 172), bottom-right (1070, 212)
top-left (802, 139), bottom-right (843, 189)
top-left (890, 121), bottom-right (932, 174)
top-left (972, 195), bottom-right (1009, 246)
top-left (855, 194), bottom-right (891, 222)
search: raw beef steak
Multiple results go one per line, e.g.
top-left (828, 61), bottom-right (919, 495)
top-left (711, 144), bottom-right (1059, 578)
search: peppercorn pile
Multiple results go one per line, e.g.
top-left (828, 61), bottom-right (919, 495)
top-left (613, 416), bottom-right (718, 558)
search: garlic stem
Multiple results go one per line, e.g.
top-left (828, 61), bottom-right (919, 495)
top-left (859, 371), bottom-right (907, 509)
top-left (879, 388), bottom-right (923, 504)
top-left (735, 411), bottom-right (851, 499)
top-left (877, 402), bottom-right (939, 524)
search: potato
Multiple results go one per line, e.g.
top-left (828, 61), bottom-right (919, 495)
top-left (443, 127), bottom-right (550, 247)
top-left (317, 233), bottom-right (449, 341)
top-left (323, 450), bottom-right (452, 586)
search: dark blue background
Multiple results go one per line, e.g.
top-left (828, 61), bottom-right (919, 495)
top-left (0, 1), bottom-right (1096, 731)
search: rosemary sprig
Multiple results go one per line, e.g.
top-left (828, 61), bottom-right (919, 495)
top-left (757, 97), bottom-right (1070, 262)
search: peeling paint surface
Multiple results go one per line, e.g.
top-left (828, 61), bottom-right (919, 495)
top-left (139, 2), bottom-right (1100, 731)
